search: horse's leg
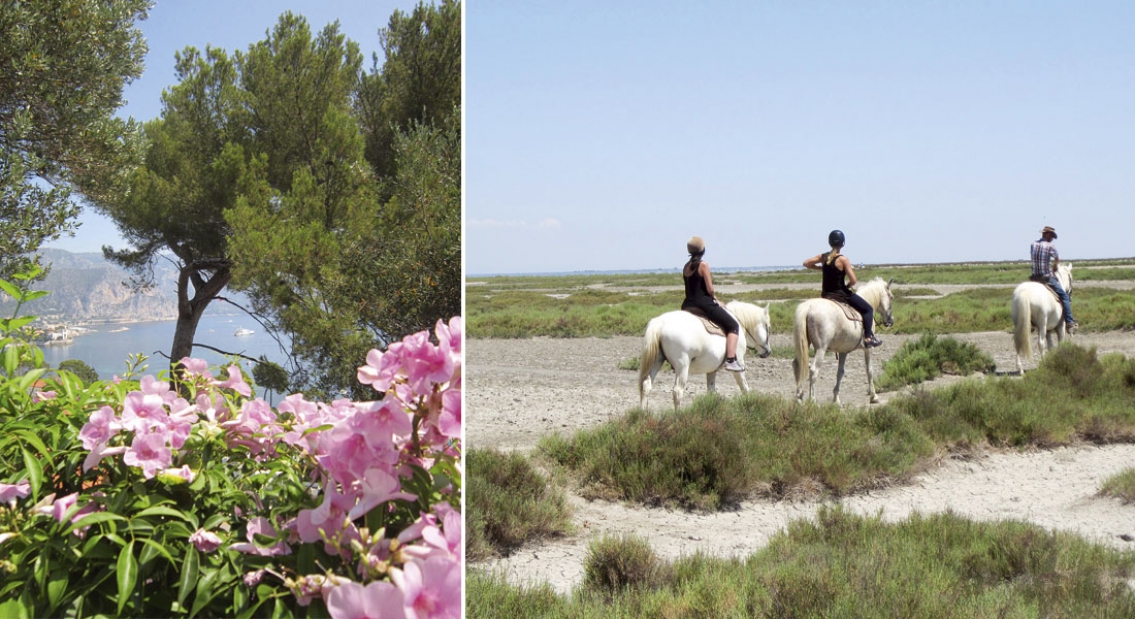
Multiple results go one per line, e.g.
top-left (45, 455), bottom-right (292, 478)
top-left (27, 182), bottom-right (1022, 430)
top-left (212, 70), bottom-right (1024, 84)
top-left (808, 346), bottom-right (827, 401)
top-left (865, 349), bottom-right (878, 404)
top-left (732, 363), bottom-right (750, 394)
top-left (832, 352), bottom-right (847, 405)
top-left (1036, 314), bottom-right (1048, 360)
top-left (641, 357), bottom-right (666, 409)
top-left (672, 358), bottom-right (690, 410)
top-left (706, 370), bottom-right (717, 394)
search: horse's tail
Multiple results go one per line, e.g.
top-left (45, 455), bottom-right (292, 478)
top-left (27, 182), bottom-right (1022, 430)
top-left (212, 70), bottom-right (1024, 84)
top-left (639, 317), bottom-right (665, 399)
top-left (792, 301), bottom-right (811, 384)
top-left (1012, 288), bottom-right (1032, 360)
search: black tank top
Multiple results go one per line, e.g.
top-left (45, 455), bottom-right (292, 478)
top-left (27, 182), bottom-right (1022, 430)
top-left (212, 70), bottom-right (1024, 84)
top-left (683, 261), bottom-right (714, 308)
top-left (821, 253), bottom-right (850, 297)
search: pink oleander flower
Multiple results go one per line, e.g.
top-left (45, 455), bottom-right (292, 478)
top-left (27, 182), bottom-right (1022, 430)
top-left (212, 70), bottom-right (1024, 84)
top-left (436, 389), bottom-right (461, 439)
top-left (156, 465), bottom-right (196, 485)
top-left (325, 580), bottom-right (406, 619)
top-left (140, 374), bottom-right (176, 404)
top-left (290, 574), bottom-right (330, 607)
top-left (0, 480), bottom-right (29, 504)
top-left (391, 556), bottom-right (461, 619)
top-left (79, 406), bottom-right (121, 450)
top-left (347, 468), bottom-right (417, 521)
top-left (42, 492), bottom-right (105, 537)
top-left (189, 528), bottom-right (223, 553)
top-left (123, 431), bottom-right (172, 479)
top-left (358, 348), bottom-right (400, 393)
top-left (417, 508), bottom-right (461, 560)
top-left (353, 400), bottom-right (413, 449)
top-left (178, 357), bottom-right (213, 379)
top-left (83, 442), bottom-right (128, 472)
top-left (243, 569), bottom-right (266, 587)
top-left (230, 517), bottom-right (291, 557)
top-left (399, 331), bottom-right (454, 393)
top-left (32, 390), bottom-right (56, 403)
top-left (435, 316), bottom-right (462, 358)
top-left (119, 391), bottom-right (170, 434)
top-left (213, 364), bottom-right (252, 397)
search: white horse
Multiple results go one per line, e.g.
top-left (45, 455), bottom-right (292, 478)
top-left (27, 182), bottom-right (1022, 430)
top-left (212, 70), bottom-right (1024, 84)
top-left (793, 278), bottom-right (895, 405)
top-left (638, 300), bottom-right (772, 409)
top-left (1012, 263), bottom-right (1073, 374)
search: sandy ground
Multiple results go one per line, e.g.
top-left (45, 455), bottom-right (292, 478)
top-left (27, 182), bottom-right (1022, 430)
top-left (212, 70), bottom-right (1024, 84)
top-left (467, 329), bottom-right (1135, 594)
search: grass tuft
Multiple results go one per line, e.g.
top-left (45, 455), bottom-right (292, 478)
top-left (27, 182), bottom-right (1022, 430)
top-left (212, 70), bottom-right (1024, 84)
top-left (1099, 468), bottom-right (1135, 504)
top-left (875, 333), bottom-right (996, 391)
top-left (583, 534), bottom-right (670, 596)
top-left (466, 448), bottom-right (573, 560)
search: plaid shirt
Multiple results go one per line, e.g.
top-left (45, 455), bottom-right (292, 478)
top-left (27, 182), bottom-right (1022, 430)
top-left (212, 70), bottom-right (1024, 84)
top-left (1030, 239), bottom-right (1059, 277)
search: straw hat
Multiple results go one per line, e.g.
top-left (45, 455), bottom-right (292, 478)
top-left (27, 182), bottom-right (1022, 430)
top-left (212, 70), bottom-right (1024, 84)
top-left (687, 236), bottom-right (705, 254)
top-left (1040, 226), bottom-right (1058, 239)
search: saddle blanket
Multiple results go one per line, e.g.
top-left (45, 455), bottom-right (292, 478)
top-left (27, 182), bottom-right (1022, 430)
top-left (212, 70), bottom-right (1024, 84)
top-left (821, 295), bottom-right (863, 323)
top-left (1028, 276), bottom-right (1063, 304)
top-left (682, 306), bottom-right (727, 336)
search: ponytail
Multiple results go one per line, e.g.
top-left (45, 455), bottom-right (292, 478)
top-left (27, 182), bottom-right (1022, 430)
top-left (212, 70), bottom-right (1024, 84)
top-left (825, 246), bottom-right (842, 265)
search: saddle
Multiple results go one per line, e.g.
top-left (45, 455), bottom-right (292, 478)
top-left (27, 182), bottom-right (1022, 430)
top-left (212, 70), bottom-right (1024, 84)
top-left (1028, 274), bottom-right (1063, 305)
top-left (821, 293), bottom-right (863, 323)
top-left (682, 306), bottom-right (726, 337)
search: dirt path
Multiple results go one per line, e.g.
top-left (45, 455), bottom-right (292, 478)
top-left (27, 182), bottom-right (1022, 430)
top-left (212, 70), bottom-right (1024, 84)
top-left (467, 330), bottom-right (1135, 594)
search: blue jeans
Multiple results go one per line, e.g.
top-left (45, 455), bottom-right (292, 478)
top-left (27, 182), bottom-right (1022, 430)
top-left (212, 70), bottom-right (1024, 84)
top-left (1048, 276), bottom-right (1074, 324)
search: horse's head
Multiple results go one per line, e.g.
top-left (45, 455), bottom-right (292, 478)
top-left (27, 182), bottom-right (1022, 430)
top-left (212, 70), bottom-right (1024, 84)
top-left (862, 277), bottom-right (895, 328)
top-left (729, 300), bottom-right (772, 359)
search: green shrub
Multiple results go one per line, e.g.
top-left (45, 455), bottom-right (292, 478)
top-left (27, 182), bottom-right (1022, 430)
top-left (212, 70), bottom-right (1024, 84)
top-left (1099, 468), bottom-right (1135, 504)
top-left (467, 449), bottom-right (572, 559)
top-left (875, 333), bottom-right (996, 391)
top-left (583, 534), bottom-right (669, 595)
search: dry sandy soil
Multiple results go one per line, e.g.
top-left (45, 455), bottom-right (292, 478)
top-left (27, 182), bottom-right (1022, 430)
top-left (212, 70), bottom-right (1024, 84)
top-left (468, 325), bottom-right (1135, 594)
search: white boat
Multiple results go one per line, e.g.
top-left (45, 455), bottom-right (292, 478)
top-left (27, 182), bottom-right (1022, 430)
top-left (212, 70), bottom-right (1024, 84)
top-left (233, 327), bottom-right (255, 337)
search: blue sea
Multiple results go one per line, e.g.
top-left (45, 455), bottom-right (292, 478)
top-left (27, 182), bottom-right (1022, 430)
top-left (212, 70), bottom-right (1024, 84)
top-left (39, 312), bottom-right (291, 384)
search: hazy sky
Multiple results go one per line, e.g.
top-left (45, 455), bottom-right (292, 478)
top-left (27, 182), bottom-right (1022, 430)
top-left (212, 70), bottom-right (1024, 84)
top-left (45, 0), bottom-right (419, 254)
top-left (466, 1), bottom-right (1134, 275)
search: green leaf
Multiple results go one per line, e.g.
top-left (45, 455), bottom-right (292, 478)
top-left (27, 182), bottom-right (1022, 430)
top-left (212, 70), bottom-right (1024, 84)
top-left (20, 449), bottom-right (42, 498)
top-left (6, 316), bottom-right (35, 332)
top-left (116, 541), bottom-right (138, 615)
top-left (0, 279), bottom-right (22, 300)
top-left (177, 548), bottom-right (199, 609)
top-left (135, 505), bottom-right (193, 522)
top-left (139, 536), bottom-right (175, 565)
top-left (3, 346), bottom-right (18, 376)
top-left (190, 565), bottom-right (220, 617)
top-left (21, 290), bottom-right (49, 303)
top-left (0, 598), bottom-right (29, 619)
top-left (16, 367), bottom-right (47, 391)
top-left (46, 569), bottom-right (68, 612)
top-left (66, 511), bottom-right (126, 536)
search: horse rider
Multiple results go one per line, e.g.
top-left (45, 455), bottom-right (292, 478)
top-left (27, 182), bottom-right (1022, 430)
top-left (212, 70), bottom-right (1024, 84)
top-left (1030, 225), bottom-right (1077, 331)
top-left (682, 236), bottom-right (744, 372)
top-left (803, 229), bottom-right (883, 348)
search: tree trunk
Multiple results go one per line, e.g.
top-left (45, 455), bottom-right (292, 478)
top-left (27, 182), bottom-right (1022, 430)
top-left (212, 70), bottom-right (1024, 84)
top-left (170, 259), bottom-right (232, 378)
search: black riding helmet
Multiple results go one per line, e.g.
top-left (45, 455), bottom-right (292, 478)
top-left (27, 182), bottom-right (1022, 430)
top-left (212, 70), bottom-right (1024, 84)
top-left (828, 229), bottom-right (845, 247)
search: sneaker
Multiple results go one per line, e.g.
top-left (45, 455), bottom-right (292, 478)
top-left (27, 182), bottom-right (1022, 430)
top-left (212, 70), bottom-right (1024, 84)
top-left (1066, 321), bottom-right (1079, 332)
top-left (723, 358), bottom-right (746, 372)
top-left (864, 336), bottom-right (883, 349)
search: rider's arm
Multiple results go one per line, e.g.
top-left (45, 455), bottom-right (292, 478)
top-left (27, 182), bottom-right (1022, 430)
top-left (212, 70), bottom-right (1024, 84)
top-left (803, 254), bottom-right (825, 270)
top-left (699, 261), bottom-right (717, 300)
top-left (1051, 245), bottom-right (1060, 270)
top-left (841, 256), bottom-right (858, 287)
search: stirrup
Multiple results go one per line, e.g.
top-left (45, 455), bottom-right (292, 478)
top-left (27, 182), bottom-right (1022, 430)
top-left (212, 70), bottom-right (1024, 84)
top-left (864, 336), bottom-right (883, 349)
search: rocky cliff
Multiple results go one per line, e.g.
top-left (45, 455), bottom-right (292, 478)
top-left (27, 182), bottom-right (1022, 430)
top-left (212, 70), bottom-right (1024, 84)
top-left (1, 249), bottom-right (180, 323)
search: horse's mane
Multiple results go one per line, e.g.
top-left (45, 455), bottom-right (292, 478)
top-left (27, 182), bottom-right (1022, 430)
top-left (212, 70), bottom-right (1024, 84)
top-left (726, 300), bottom-right (766, 330)
top-left (855, 277), bottom-right (888, 307)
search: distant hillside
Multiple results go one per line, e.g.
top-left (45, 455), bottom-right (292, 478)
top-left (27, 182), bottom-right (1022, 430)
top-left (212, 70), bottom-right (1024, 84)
top-left (1, 249), bottom-right (184, 324)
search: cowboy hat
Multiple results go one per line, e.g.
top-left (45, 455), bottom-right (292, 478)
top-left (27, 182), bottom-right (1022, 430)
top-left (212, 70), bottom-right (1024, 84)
top-left (1040, 226), bottom-right (1058, 239)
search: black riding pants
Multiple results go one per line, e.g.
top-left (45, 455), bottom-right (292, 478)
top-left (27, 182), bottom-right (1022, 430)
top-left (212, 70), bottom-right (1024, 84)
top-left (846, 294), bottom-right (875, 338)
top-left (682, 300), bottom-right (740, 335)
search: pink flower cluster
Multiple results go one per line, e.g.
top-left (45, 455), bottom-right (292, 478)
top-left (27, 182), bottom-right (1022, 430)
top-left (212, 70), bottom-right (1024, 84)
top-left (69, 316), bottom-right (463, 619)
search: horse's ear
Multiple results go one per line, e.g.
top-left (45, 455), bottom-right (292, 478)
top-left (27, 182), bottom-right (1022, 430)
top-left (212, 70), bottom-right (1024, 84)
top-left (887, 277), bottom-right (894, 288)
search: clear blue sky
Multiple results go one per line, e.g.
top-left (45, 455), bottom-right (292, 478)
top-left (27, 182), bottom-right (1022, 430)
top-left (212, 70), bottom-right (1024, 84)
top-left (465, 1), bottom-right (1134, 275)
top-left (45, 0), bottom-right (421, 255)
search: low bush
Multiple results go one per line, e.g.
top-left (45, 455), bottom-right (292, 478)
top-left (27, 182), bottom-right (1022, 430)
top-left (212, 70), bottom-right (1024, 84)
top-left (1099, 468), bottom-right (1135, 504)
top-left (582, 534), bottom-right (669, 596)
top-left (875, 333), bottom-right (996, 391)
top-left (466, 449), bottom-right (572, 560)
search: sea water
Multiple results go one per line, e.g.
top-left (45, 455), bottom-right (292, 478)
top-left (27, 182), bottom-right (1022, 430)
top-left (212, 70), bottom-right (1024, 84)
top-left (38, 313), bottom-right (290, 385)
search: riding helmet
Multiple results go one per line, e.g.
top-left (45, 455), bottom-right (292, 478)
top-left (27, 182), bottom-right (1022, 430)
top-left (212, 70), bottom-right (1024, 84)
top-left (828, 229), bottom-right (846, 247)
